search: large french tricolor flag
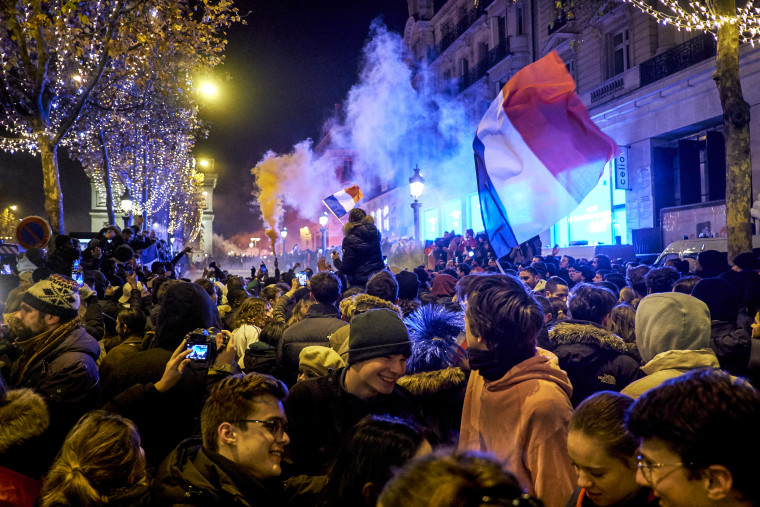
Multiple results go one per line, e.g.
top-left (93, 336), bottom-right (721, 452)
top-left (323, 184), bottom-right (364, 219)
top-left (474, 51), bottom-right (618, 258)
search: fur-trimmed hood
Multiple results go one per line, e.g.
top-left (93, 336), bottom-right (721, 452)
top-left (0, 388), bottom-right (50, 453)
top-left (549, 320), bottom-right (633, 354)
top-left (398, 367), bottom-right (468, 396)
top-left (342, 214), bottom-right (377, 237)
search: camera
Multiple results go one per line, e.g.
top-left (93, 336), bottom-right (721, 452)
top-left (296, 271), bottom-right (307, 286)
top-left (184, 327), bottom-right (222, 363)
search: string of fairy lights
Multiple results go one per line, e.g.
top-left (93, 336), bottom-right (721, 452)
top-left (624, 0), bottom-right (760, 45)
top-left (0, 0), bottom-right (240, 236)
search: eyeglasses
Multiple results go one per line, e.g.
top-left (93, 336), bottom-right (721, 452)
top-left (636, 455), bottom-right (690, 484)
top-left (234, 419), bottom-right (288, 440)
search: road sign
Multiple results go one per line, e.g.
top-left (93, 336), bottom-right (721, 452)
top-left (16, 216), bottom-right (52, 249)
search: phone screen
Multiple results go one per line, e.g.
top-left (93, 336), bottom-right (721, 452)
top-left (297, 271), bottom-right (307, 286)
top-left (187, 343), bottom-right (209, 361)
top-left (73, 271), bottom-right (84, 287)
top-left (1, 264), bottom-right (11, 275)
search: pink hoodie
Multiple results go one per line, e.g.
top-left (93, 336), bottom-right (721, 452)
top-left (459, 350), bottom-right (576, 507)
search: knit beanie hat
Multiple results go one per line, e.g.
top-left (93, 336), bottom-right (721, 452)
top-left (22, 274), bottom-right (80, 320)
top-left (348, 308), bottom-right (411, 365)
top-left (396, 270), bottom-right (421, 300)
top-left (299, 346), bottom-right (345, 378)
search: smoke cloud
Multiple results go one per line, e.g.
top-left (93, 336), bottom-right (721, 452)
top-left (251, 20), bottom-right (480, 235)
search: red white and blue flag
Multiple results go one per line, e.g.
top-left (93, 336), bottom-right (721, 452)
top-left (323, 184), bottom-right (364, 219)
top-left (474, 51), bottom-right (618, 258)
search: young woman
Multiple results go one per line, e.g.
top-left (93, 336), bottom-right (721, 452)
top-left (39, 411), bottom-right (148, 507)
top-left (566, 392), bottom-right (656, 507)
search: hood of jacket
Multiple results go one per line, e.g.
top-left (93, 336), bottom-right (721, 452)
top-left (549, 320), bottom-right (631, 352)
top-left (484, 349), bottom-right (573, 399)
top-left (398, 367), bottom-right (468, 396)
top-left (0, 388), bottom-right (50, 453)
top-left (635, 292), bottom-right (711, 363)
top-left (342, 214), bottom-right (378, 238)
top-left (155, 282), bottom-right (222, 350)
top-left (641, 348), bottom-right (719, 375)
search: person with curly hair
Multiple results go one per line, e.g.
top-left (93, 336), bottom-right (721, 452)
top-left (231, 297), bottom-right (270, 368)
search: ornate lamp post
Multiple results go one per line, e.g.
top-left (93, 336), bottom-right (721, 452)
top-left (409, 165), bottom-right (425, 244)
top-left (280, 227), bottom-right (288, 257)
top-left (319, 211), bottom-right (329, 255)
top-left (120, 187), bottom-right (133, 229)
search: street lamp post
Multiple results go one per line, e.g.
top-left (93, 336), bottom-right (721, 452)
top-left (280, 227), bottom-right (288, 257)
top-left (319, 211), bottom-right (329, 255)
top-left (409, 165), bottom-right (425, 244)
top-left (120, 188), bottom-right (134, 229)
top-left (252, 237), bottom-right (260, 256)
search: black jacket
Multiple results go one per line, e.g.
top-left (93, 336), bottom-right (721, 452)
top-left (710, 320), bottom-right (751, 377)
top-left (335, 216), bottom-right (384, 286)
top-left (152, 439), bottom-right (282, 507)
top-left (283, 367), bottom-right (421, 476)
top-left (549, 320), bottom-right (644, 407)
top-left (277, 303), bottom-right (347, 386)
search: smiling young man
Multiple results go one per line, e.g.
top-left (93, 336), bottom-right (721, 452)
top-left (153, 373), bottom-right (290, 506)
top-left (284, 308), bottom-right (419, 475)
top-left (627, 368), bottom-right (760, 507)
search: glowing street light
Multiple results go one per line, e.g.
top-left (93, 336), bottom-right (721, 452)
top-left (120, 187), bottom-right (133, 228)
top-left (199, 81), bottom-right (218, 99)
top-left (319, 211), bottom-right (329, 254)
top-left (409, 165), bottom-right (425, 243)
top-left (280, 227), bottom-right (288, 256)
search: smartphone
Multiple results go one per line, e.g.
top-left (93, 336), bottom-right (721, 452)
top-left (209, 276), bottom-right (216, 284)
top-left (296, 271), bottom-right (307, 286)
top-left (1, 264), bottom-right (11, 275)
top-left (383, 256), bottom-right (388, 266)
top-left (186, 343), bottom-right (210, 361)
top-left (73, 271), bottom-right (84, 287)
top-left (73, 259), bottom-right (81, 271)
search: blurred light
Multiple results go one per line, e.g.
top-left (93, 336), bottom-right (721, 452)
top-left (199, 81), bottom-right (218, 98)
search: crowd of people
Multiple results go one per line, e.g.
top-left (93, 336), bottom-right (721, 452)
top-left (0, 207), bottom-right (759, 507)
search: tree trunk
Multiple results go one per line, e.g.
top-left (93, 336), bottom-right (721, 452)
top-left (99, 130), bottom-right (116, 225)
top-left (39, 135), bottom-right (64, 235)
top-left (714, 0), bottom-right (752, 261)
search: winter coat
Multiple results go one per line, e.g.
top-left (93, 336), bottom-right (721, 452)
top-left (336, 215), bottom-right (384, 286)
top-left (709, 320), bottom-right (752, 376)
top-left (278, 303), bottom-right (347, 386)
top-left (459, 349), bottom-right (576, 507)
top-left (152, 439), bottom-right (282, 507)
top-left (397, 367), bottom-right (468, 445)
top-left (284, 367), bottom-right (421, 476)
top-left (0, 387), bottom-right (50, 481)
top-left (243, 341), bottom-right (278, 376)
top-left (549, 320), bottom-right (644, 406)
top-left (620, 348), bottom-right (720, 399)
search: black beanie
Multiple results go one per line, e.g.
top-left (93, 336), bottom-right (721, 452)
top-left (395, 270), bottom-right (420, 300)
top-left (348, 309), bottom-right (411, 365)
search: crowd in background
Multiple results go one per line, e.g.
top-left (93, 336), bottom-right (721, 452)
top-left (0, 208), bottom-right (759, 507)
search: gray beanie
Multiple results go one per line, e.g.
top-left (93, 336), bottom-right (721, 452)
top-left (348, 308), bottom-right (411, 365)
top-left (635, 292), bottom-right (711, 363)
top-left (21, 274), bottom-right (80, 321)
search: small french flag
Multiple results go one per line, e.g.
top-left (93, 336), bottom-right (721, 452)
top-left (323, 185), bottom-right (364, 219)
top-left (474, 51), bottom-right (618, 258)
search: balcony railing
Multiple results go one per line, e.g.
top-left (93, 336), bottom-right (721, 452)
top-left (590, 77), bottom-right (624, 103)
top-left (430, 0), bottom-right (497, 61)
top-left (456, 38), bottom-right (512, 93)
top-left (639, 33), bottom-right (717, 87)
top-left (456, 36), bottom-right (512, 93)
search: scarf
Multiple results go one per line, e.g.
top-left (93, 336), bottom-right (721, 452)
top-left (12, 319), bottom-right (81, 386)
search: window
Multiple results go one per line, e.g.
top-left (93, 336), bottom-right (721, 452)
top-left (423, 208), bottom-right (440, 241)
top-left (516, 4), bottom-right (524, 36)
top-left (444, 199), bottom-right (462, 234)
top-left (610, 28), bottom-right (630, 77)
top-left (469, 193), bottom-right (484, 233)
top-left (498, 16), bottom-right (506, 44)
top-left (342, 159), bottom-right (353, 180)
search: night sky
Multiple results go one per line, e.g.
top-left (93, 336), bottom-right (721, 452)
top-left (0, 0), bottom-right (408, 238)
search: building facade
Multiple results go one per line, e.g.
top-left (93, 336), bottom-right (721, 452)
top-left (370, 0), bottom-right (760, 254)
